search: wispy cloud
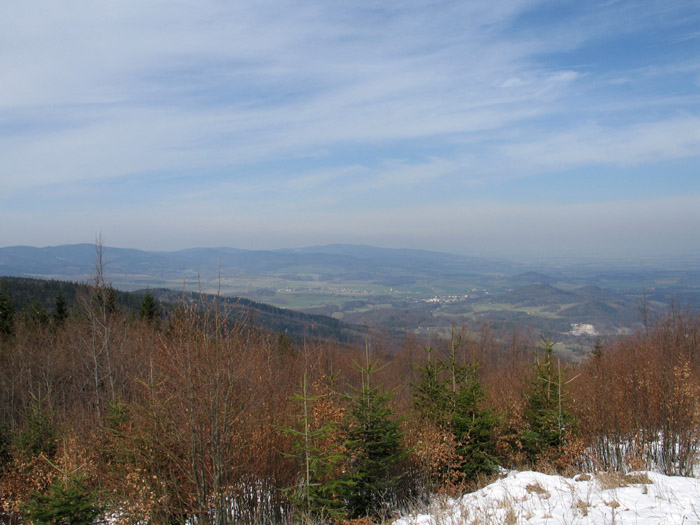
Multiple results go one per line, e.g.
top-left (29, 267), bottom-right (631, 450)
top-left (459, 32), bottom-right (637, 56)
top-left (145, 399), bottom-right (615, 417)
top-left (499, 116), bottom-right (700, 173)
top-left (1, 0), bottom-right (699, 257)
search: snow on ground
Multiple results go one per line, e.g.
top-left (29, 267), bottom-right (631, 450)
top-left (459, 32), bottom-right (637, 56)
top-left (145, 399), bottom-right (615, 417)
top-left (395, 470), bottom-right (700, 524)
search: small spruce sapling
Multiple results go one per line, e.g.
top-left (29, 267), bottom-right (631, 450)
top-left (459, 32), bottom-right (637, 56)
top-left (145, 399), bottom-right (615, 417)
top-left (450, 361), bottom-right (498, 482)
top-left (20, 395), bottom-right (57, 459)
top-left (412, 333), bottom-right (498, 485)
top-left (284, 372), bottom-right (348, 523)
top-left (522, 335), bottom-right (577, 464)
top-left (23, 475), bottom-right (101, 525)
top-left (412, 346), bottom-right (448, 425)
top-left (342, 345), bottom-right (406, 519)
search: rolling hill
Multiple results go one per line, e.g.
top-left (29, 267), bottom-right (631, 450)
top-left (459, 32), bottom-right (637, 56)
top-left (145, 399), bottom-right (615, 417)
top-left (2, 243), bottom-right (699, 341)
top-left (0, 276), bottom-right (369, 344)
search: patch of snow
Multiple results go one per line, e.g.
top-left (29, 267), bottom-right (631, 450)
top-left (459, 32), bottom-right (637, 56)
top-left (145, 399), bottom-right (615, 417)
top-left (395, 470), bottom-right (700, 524)
top-left (570, 323), bottom-right (597, 336)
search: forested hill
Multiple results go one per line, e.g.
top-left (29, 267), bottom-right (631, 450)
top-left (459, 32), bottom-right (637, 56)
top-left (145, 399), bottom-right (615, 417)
top-left (0, 276), bottom-right (369, 344)
top-left (147, 287), bottom-right (369, 343)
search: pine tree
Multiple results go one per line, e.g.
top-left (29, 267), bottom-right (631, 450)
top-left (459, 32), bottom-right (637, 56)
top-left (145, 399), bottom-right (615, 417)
top-left (54, 290), bottom-right (68, 326)
top-left (0, 284), bottom-right (15, 338)
top-left (26, 300), bottom-right (50, 328)
top-left (342, 346), bottom-right (406, 519)
top-left (20, 397), bottom-right (57, 458)
top-left (138, 288), bottom-right (160, 324)
top-left (23, 475), bottom-right (101, 525)
top-left (522, 335), bottom-right (576, 463)
top-left (592, 338), bottom-right (603, 360)
top-left (104, 286), bottom-right (118, 314)
top-left (450, 362), bottom-right (498, 482)
top-left (444, 331), bottom-right (497, 482)
top-left (412, 346), bottom-right (448, 425)
top-left (284, 372), bottom-right (348, 522)
top-left (411, 335), bottom-right (498, 486)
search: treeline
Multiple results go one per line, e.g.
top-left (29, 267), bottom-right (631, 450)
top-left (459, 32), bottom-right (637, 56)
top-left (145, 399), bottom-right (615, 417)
top-left (0, 278), bottom-right (699, 524)
top-left (0, 276), bottom-right (368, 346)
top-left (0, 277), bottom-right (142, 323)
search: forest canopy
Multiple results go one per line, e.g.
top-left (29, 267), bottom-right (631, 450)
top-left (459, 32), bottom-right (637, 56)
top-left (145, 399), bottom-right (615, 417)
top-left (0, 277), bottom-right (699, 523)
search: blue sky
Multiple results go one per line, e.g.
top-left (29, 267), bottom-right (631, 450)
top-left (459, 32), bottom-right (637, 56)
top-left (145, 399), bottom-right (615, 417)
top-left (1, 0), bottom-right (699, 259)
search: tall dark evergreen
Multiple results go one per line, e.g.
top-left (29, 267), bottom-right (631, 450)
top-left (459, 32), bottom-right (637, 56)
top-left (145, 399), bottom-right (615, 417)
top-left (53, 290), bottom-right (68, 326)
top-left (0, 288), bottom-right (15, 338)
top-left (104, 286), bottom-right (118, 315)
top-left (138, 289), bottom-right (160, 324)
top-left (342, 346), bottom-right (406, 519)
top-left (0, 284), bottom-right (15, 338)
top-left (592, 338), bottom-right (604, 360)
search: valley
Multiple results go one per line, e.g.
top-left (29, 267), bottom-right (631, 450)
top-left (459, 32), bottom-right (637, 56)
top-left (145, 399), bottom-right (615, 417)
top-left (3, 243), bottom-right (699, 358)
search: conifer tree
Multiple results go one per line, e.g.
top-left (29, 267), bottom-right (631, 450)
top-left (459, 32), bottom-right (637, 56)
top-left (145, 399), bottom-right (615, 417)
top-left (23, 475), bottom-right (101, 525)
top-left (20, 397), bottom-right (57, 458)
top-left (412, 346), bottom-right (448, 425)
top-left (103, 286), bottom-right (118, 315)
top-left (522, 335), bottom-right (576, 463)
top-left (411, 334), bottom-right (498, 486)
top-left (342, 345), bottom-right (406, 519)
top-left (54, 290), bottom-right (68, 326)
top-left (138, 288), bottom-right (160, 324)
top-left (450, 362), bottom-right (498, 481)
top-left (0, 284), bottom-right (15, 338)
top-left (592, 337), bottom-right (603, 360)
top-left (285, 372), bottom-right (347, 523)
top-left (444, 331), bottom-right (498, 482)
top-left (26, 300), bottom-right (50, 328)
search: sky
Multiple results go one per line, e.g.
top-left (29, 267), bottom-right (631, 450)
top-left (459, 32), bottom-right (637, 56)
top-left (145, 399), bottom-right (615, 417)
top-left (1, 0), bottom-right (700, 260)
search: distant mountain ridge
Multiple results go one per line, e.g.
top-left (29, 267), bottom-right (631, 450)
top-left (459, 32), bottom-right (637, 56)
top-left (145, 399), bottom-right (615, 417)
top-left (3, 243), bottom-right (698, 340)
top-left (0, 243), bottom-right (516, 287)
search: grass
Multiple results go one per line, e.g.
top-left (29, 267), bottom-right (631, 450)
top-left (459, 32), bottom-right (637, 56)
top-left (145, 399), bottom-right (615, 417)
top-left (596, 471), bottom-right (652, 490)
top-left (525, 482), bottom-right (550, 496)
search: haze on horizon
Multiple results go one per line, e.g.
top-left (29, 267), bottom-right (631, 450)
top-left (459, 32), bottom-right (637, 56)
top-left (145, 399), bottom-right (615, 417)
top-left (1, 1), bottom-right (699, 260)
